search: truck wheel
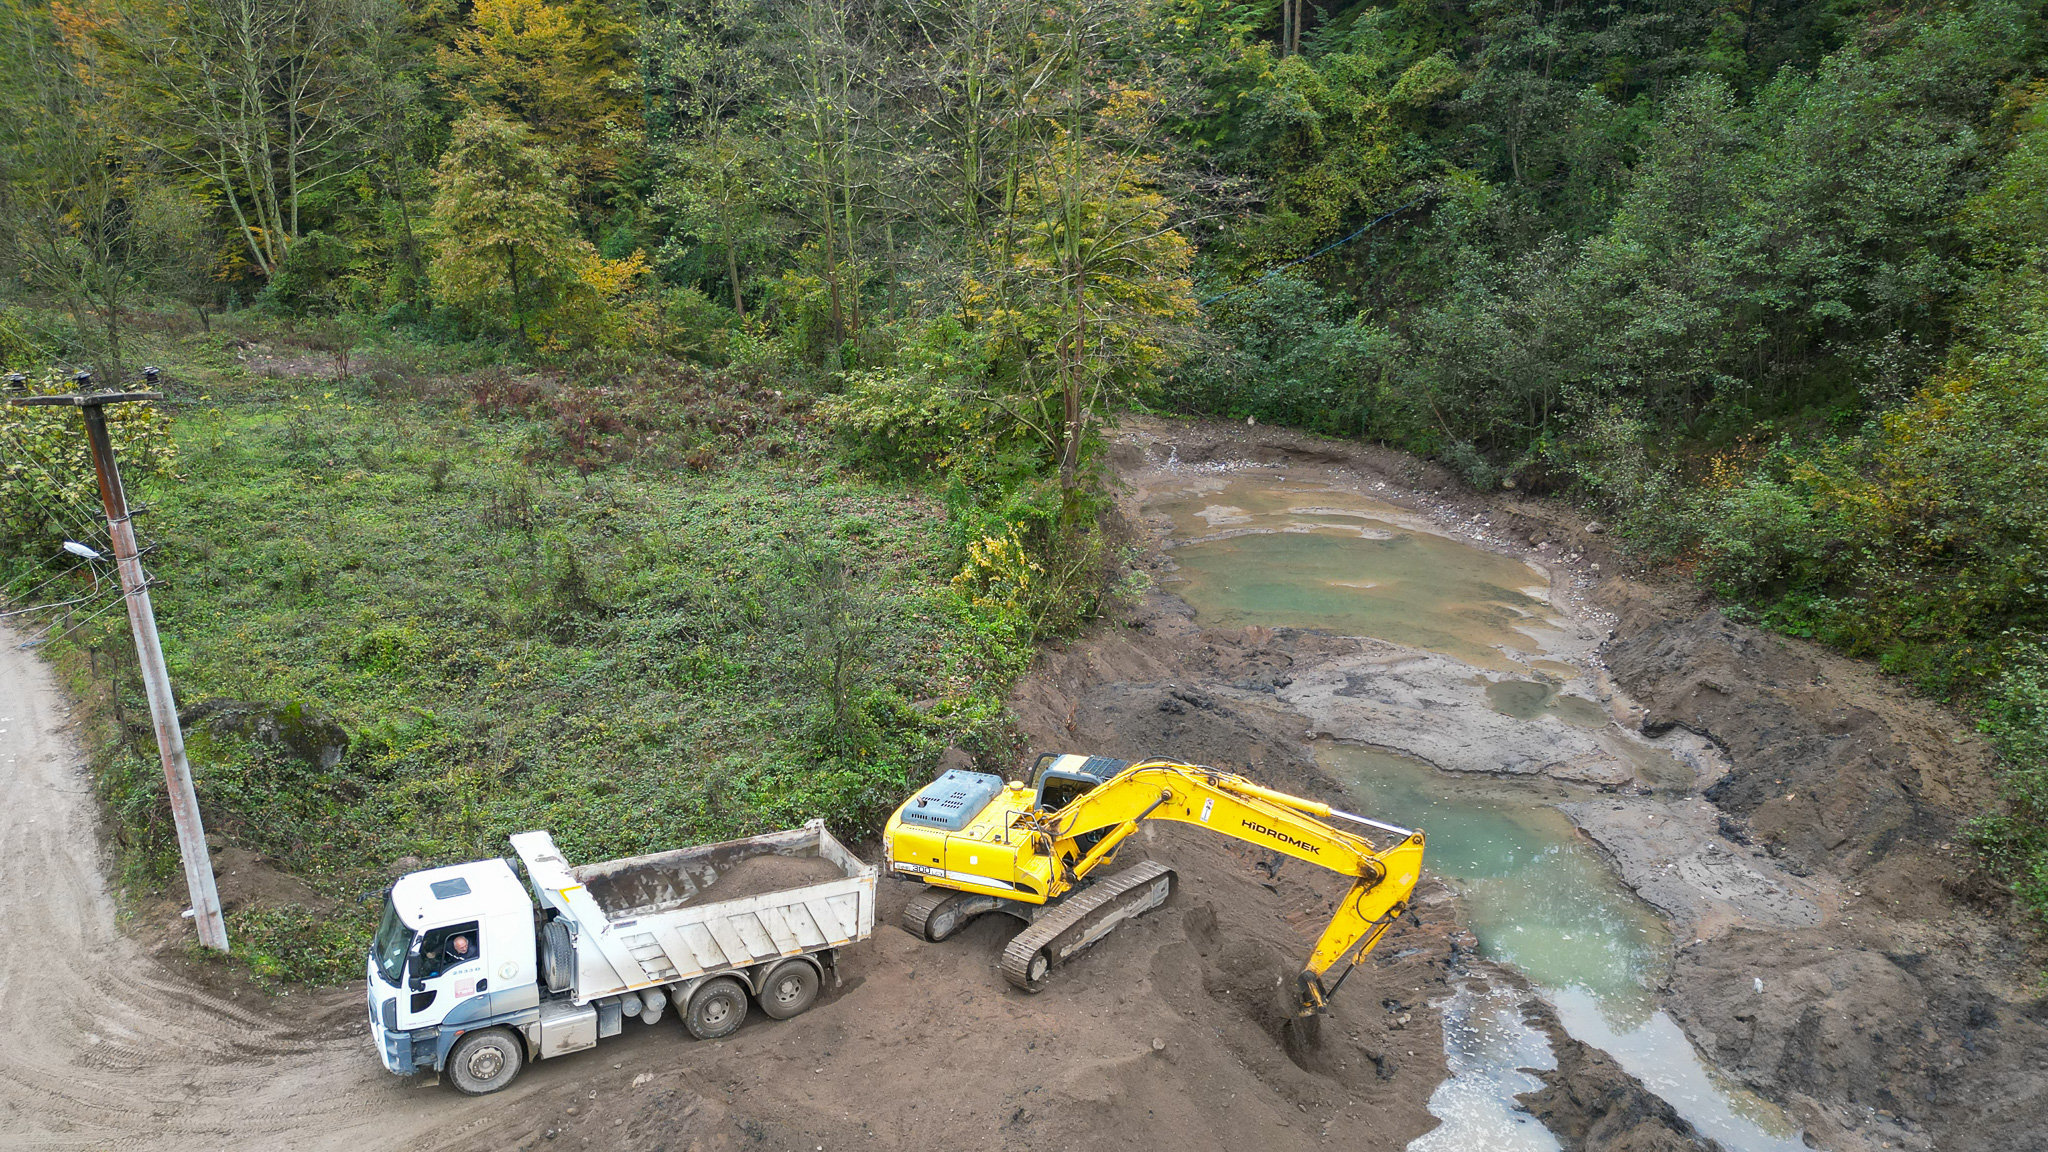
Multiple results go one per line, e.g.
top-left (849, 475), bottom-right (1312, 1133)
top-left (542, 919), bottom-right (573, 994)
top-left (445, 1027), bottom-right (524, 1095)
top-left (758, 961), bottom-right (820, 1020)
top-left (685, 977), bottom-right (748, 1040)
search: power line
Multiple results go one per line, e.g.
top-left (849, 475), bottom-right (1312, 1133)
top-left (0, 556), bottom-right (97, 613)
top-left (2, 423), bottom-right (110, 516)
top-left (0, 538), bottom-right (111, 606)
top-left (0, 587), bottom-right (103, 620)
top-left (18, 589), bottom-right (126, 648)
top-left (0, 421), bottom-right (122, 595)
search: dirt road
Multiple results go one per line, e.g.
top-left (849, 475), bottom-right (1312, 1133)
top-left (0, 623), bottom-right (1460, 1151)
top-left (0, 628), bottom-right (526, 1150)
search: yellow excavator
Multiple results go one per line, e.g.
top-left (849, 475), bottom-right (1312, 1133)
top-left (882, 754), bottom-right (1426, 1016)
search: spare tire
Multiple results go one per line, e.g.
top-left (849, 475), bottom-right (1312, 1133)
top-left (542, 918), bottom-right (573, 993)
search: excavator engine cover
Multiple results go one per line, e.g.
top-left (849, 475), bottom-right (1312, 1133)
top-left (899, 770), bottom-right (1005, 832)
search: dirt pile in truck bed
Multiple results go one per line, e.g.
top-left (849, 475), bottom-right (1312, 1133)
top-left (682, 853), bottom-right (845, 904)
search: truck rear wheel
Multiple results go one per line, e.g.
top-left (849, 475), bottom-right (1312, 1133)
top-left (445, 1027), bottom-right (524, 1095)
top-left (685, 977), bottom-right (748, 1040)
top-left (758, 961), bottom-right (820, 1020)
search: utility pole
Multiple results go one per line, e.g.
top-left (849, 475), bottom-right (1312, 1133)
top-left (9, 372), bottom-right (228, 951)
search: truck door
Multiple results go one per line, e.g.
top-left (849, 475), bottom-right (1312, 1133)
top-left (395, 920), bottom-right (483, 1032)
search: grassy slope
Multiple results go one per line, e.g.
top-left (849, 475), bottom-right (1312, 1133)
top-left (64, 334), bottom-right (1015, 980)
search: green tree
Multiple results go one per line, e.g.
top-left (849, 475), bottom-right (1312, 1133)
top-left (0, 0), bottom-right (142, 375)
top-left (428, 112), bottom-right (589, 346)
top-left (648, 0), bottom-right (776, 318)
top-left (1003, 85), bottom-right (1197, 490)
top-left (56, 0), bottom-right (396, 281)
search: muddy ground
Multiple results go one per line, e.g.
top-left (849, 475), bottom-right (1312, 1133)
top-left (0, 616), bottom-right (1456, 1150)
top-left (3, 414), bottom-right (2043, 1151)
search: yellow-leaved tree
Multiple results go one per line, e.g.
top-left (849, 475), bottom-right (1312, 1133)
top-left (428, 112), bottom-right (647, 350)
top-left (435, 0), bottom-right (641, 188)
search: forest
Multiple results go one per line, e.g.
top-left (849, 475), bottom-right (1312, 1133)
top-left (1, 0), bottom-right (2045, 961)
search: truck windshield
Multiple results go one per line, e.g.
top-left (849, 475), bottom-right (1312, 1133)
top-left (371, 896), bottom-right (413, 986)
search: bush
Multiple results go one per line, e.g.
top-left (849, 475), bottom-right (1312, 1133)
top-left (1696, 471), bottom-right (1839, 599)
top-left (260, 232), bottom-right (359, 317)
top-left (227, 905), bottom-right (377, 984)
top-left (1161, 274), bottom-right (1414, 440)
top-left (1970, 640), bottom-right (2048, 914)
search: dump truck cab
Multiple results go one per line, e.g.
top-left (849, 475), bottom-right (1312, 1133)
top-left (366, 858), bottom-right (539, 1077)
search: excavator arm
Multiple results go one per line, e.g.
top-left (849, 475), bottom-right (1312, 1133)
top-left (1024, 760), bottom-right (1426, 1015)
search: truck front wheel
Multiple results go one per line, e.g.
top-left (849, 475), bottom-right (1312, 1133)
top-left (445, 1027), bottom-right (525, 1095)
top-left (685, 977), bottom-right (748, 1040)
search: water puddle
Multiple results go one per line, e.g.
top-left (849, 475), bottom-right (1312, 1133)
top-left (1325, 747), bottom-right (1668, 1011)
top-left (1549, 988), bottom-right (1807, 1152)
top-left (1410, 982), bottom-right (1561, 1152)
top-left (1141, 470), bottom-right (1800, 1150)
top-left (1150, 478), bottom-right (1558, 670)
top-left (1484, 678), bottom-right (1611, 728)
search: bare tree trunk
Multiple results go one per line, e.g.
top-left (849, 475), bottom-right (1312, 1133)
top-left (726, 231), bottom-right (746, 319)
top-left (1058, 264), bottom-right (1086, 489)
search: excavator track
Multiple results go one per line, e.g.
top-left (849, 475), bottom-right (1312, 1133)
top-left (901, 886), bottom-right (1010, 942)
top-left (999, 861), bottom-right (1176, 992)
top-left (901, 886), bottom-right (958, 941)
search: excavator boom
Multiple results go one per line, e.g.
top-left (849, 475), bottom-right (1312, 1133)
top-left (883, 755), bottom-right (1425, 1015)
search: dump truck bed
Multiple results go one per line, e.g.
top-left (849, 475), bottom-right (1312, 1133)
top-left (511, 820), bottom-right (876, 1003)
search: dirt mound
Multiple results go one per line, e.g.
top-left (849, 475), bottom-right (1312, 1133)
top-left (1671, 928), bottom-right (2048, 1152)
top-left (991, 611), bottom-right (1462, 1144)
top-left (211, 844), bottom-right (335, 914)
top-left (1517, 998), bottom-right (1725, 1152)
top-left (685, 853), bottom-right (844, 904)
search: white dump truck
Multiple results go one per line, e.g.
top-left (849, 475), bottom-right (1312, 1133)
top-left (366, 819), bottom-right (876, 1094)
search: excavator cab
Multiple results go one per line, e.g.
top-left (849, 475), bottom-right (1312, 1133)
top-left (1035, 769), bottom-right (1103, 812)
top-left (1032, 755), bottom-right (1130, 859)
top-left (1030, 753), bottom-right (1128, 811)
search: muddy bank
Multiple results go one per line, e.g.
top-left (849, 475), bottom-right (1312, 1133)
top-left (1518, 998), bottom-right (1724, 1152)
top-left (1595, 591), bottom-right (2048, 1152)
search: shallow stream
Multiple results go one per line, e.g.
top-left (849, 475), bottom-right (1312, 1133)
top-left (1147, 473), bottom-right (1805, 1152)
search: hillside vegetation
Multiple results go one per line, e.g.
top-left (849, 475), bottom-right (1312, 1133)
top-left (1, 0), bottom-right (2046, 965)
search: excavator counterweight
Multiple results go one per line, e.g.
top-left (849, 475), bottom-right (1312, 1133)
top-left (882, 755), bottom-right (1425, 1015)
